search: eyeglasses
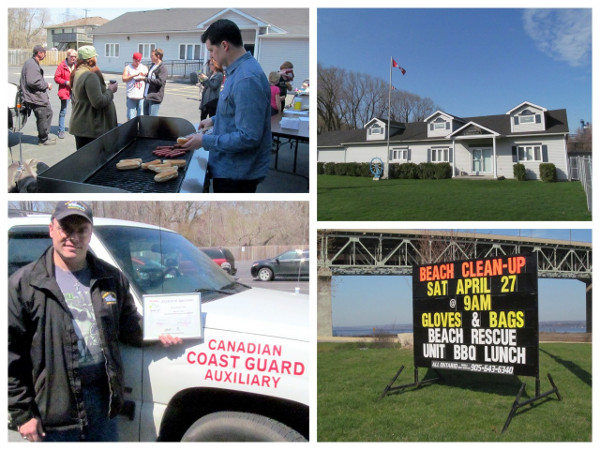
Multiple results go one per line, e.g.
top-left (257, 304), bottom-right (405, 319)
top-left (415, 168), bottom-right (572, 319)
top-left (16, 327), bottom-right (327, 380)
top-left (53, 222), bottom-right (92, 240)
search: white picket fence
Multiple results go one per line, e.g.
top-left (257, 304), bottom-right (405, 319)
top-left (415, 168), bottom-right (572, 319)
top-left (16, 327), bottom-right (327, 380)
top-left (569, 155), bottom-right (592, 211)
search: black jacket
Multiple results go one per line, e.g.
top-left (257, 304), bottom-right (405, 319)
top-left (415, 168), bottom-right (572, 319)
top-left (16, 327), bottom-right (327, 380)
top-left (144, 62), bottom-right (168, 103)
top-left (8, 247), bottom-right (143, 432)
top-left (20, 57), bottom-right (50, 107)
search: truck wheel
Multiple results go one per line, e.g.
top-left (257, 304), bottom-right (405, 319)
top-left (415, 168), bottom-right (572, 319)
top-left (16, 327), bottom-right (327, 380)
top-left (181, 411), bottom-right (306, 442)
top-left (257, 267), bottom-right (273, 281)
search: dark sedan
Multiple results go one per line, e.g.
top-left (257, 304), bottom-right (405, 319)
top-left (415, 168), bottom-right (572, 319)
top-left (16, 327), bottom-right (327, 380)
top-left (251, 249), bottom-right (309, 281)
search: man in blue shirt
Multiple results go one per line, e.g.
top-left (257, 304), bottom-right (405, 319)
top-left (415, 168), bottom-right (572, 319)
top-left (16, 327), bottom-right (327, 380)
top-left (180, 19), bottom-right (271, 193)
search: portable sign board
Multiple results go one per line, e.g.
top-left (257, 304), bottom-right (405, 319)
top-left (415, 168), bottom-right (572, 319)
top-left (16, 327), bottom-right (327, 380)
top-left (412, 253), bottom-right (539, 377)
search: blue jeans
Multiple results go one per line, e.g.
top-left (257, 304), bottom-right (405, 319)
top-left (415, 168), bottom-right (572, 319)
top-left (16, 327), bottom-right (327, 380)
top-left (143, 100), bottom-right (161, 116)
top-left (43, 382), bottom-right (118, 441)
top-left (126, 98), bottom-right (144, 120)
top-left (58, 99), bottom-right (68, 132)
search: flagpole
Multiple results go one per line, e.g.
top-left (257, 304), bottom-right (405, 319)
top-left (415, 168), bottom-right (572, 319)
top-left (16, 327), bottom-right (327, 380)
top-left (386, 56), bottom-right (392, 178)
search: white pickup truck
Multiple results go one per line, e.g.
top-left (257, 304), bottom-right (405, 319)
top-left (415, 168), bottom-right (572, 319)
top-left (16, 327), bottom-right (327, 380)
top-left (8, 213), bottom-right (309, 441)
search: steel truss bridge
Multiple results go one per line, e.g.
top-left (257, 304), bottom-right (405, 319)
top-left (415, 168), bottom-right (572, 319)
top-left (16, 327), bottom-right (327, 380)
top-left (317, 230), bottom-right (592, 335)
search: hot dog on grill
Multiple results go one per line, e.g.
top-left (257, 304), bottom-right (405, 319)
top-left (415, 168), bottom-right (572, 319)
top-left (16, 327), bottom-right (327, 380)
top-left (141, 159), bottom-right (162, 170)
top-left (116, 159), bottom-right (141, 170)
top-left (162, 159), bottom-right (187, 168)
top-left (154, 168), bottom-right (179, 182)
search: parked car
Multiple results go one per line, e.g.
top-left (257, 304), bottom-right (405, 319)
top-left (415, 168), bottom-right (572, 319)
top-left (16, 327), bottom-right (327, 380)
top-left (8, 82), bottom-right (29, 132)
top-left (199, 247), bottom-right (237, 275)
top-left (8, 214), bottom-right (308, 441)
top-left (251, 249), bottom-right (309, 281)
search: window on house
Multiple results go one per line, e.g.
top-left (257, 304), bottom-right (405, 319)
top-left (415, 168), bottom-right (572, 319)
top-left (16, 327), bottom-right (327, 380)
top-left (431, 148), bottom-right (449, 162)
top-left (390, 148), bottom-right (408, 161)
top-left (105, 43), bottom-right (120, 57)
top-left (179, 44), bottom-right (201, 60)
top-left (517, 145), bottom-right (542, 161)
top-left (368, 124), bottom-right (383, 135)
top-left (138, 43), bottom-right (156, 59)
top-left (517, 109), bottom-right (537, 124)
top-left (434, 122), bottom-right (446, 129)
top-left (519, 115), bottom-right (535, 124)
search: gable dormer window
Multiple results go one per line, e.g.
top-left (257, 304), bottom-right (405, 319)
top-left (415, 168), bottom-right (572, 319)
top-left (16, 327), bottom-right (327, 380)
top-left (430, 117), bottom-right (450, 130)
top-left (514, 109), bottom-right (541, 125)
top-left (368, 123), bottom-right (384, 135)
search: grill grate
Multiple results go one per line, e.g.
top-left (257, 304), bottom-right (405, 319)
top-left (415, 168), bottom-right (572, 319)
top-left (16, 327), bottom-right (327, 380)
top-left (85, 137), bottom-right (193, 193)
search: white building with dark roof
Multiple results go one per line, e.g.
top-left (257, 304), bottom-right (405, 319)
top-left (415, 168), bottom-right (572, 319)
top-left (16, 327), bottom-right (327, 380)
top-left (317, 101), bottom-right (570, 180)
top-left (91, 8), bottom-right (309, 86)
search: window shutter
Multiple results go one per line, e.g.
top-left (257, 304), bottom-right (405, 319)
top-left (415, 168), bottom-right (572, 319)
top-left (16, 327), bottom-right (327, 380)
top-left (427, 148), bottom-right (431, 163)
top-left (542, 145), bottom-right (548, 162)
top-left (514, 116), bottom-right (519, 126)
top-left (430, 123), bottom-right (434, 131)
top-left (407, 149), bottom-right (411, 161)
top-left (446, 122), bottom-right (450, 130)
top-left (536, 114), bottom-right (541, 124)
top-left (512, 146), bottom-right (518, 163)
top-left (449, 148), bottom-right (453, 163)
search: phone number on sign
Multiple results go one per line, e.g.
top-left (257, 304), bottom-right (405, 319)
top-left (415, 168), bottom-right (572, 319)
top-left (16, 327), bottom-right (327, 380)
top-left (431, 361), bottom-right (514, 375)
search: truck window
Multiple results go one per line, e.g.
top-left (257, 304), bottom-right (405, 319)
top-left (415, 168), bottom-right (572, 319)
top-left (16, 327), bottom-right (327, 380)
top-left (8, 226), bottom-right (52, 276)
top-left (93, 226), bottom-right (246, 301)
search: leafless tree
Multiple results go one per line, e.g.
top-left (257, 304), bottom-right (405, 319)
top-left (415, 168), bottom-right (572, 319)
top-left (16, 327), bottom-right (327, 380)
top-left (317, 63), bottom-right (346, 132)
top-left (9, 201), bottom-right (308, 248)
top-left (318, 63), bottom-right (438, 133)
top-left (8, 8), bottom-right (50, 49)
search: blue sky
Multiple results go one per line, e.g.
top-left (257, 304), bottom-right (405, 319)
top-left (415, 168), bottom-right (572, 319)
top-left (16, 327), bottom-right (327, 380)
top-left (331, 229), bottom-right (591, 326)
top-left (317, 8), bottom-right (592, 132)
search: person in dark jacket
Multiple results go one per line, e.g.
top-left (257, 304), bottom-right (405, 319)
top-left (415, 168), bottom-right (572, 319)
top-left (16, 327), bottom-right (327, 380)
top-left (143, 48), bottom-right (168, 116)
top-left (69, 46), bottom-right (118, 150)
top-left (8, 201), bottom-right (182, 442)
top-left (20, 45), bottom-right (55, 145)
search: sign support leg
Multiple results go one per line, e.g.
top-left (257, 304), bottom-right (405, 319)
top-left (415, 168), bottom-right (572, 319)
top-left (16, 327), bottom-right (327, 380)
top-left (379, 366), bottom-right (442, 400)
top-left (501, 373), bottom-right (561, 433)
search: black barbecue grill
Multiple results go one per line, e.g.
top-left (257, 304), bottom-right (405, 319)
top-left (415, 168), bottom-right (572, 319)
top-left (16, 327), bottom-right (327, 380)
top-left (36, 116), bottom-right (207, 193)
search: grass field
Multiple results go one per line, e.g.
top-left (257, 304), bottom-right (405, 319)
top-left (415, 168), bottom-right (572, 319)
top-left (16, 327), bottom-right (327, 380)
top-left (317, 342), bottom-right (591, 441)
top-left (317, 176), bottom-right (592, 221)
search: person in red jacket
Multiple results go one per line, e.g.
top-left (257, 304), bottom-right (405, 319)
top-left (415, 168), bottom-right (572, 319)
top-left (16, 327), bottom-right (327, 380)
top-left (54, 49), bottom-right (77, 139)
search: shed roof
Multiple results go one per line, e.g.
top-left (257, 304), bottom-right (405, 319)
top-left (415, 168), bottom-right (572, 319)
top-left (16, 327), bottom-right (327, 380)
top-left (46, 17), bottom-right (109, 28)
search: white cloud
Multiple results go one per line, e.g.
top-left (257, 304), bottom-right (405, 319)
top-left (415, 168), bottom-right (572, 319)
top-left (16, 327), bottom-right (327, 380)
top-left (523, 9), bottom-right (591, 67)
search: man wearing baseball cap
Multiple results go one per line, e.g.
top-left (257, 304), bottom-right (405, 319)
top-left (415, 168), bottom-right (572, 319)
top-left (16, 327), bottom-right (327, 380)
top-left (122, 52), bottom-right (148, 119)
top-left (8, 201), bottom-right (182, 441)
top-left (20, 45), bottom-right (55, 145)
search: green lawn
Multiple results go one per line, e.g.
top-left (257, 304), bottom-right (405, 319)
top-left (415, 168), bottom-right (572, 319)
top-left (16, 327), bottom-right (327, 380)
top-left (317, 176), bottom-right (592, 221)
top-left (317, 342), bottom-right (591, 441)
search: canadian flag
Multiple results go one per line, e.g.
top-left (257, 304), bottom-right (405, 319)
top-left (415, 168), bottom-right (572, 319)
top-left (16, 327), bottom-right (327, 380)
top-left (392, 58), bottom-right (406, 75)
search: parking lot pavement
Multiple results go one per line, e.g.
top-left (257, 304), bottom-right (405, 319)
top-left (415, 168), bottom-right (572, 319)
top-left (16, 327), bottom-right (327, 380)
top-left (8, 67), bottom-right (309, 193)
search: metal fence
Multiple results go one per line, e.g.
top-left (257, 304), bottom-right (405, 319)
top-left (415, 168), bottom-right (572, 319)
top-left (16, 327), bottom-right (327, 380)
top-left (569, 155), bottom-right (592, 211)
top-left (9, 49), bottom-right (206, 82)
top-left (161, 59), bottom-right (207, 81)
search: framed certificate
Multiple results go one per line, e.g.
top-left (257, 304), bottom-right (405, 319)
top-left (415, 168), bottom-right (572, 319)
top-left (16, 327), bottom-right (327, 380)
top-left (143, 293), bottom-right (202, 341)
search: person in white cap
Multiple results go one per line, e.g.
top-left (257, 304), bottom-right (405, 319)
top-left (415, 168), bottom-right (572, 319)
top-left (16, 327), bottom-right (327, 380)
top-left (69, 46), bottom-right (118, 150)
top-left (8, 201), bottom-right (182, 441)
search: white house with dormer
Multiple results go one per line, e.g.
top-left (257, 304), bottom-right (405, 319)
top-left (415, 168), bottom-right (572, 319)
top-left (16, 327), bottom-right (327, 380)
top-left (318, 101), bottom-right (570, 180)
